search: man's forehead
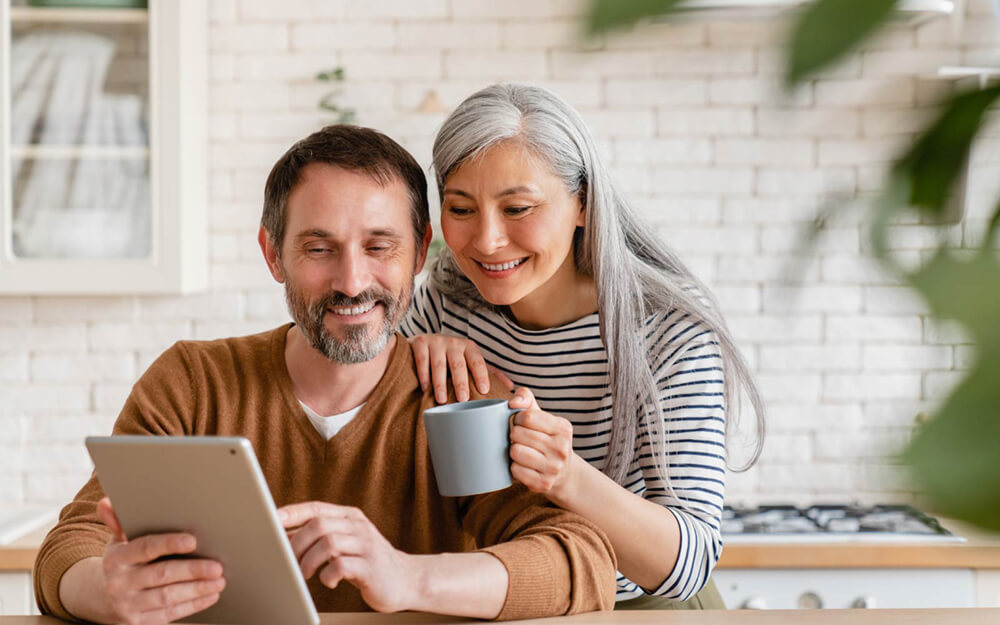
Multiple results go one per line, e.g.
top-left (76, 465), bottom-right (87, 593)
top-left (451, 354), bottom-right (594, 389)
top-left (285, 164), bottom-right (411, 233)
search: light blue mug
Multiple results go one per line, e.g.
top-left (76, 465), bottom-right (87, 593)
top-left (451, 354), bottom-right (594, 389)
top-left (423, 399), bottom-right (516, 497)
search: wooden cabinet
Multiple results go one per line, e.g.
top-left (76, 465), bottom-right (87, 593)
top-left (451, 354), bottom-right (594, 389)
top-left (0, 0), bottom-right (206, 294)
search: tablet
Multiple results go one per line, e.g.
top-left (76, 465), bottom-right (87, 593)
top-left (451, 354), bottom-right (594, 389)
top-left (85, 436), bottom-right (319, 625)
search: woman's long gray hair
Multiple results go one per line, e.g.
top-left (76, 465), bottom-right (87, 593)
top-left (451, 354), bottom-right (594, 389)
top-left (430, 83), bottom-right (764, 485)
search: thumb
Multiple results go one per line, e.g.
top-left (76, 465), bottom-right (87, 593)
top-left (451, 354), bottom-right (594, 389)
top-left (96, 497), bottom-right (126, 543)
top-left (509, 387), bottom-right (540, 411)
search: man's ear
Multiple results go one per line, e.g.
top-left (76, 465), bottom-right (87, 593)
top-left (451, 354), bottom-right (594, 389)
top-left (259, 227), bottom-right (285, 283)
top-left (414, 225), bottom-right (434, 275)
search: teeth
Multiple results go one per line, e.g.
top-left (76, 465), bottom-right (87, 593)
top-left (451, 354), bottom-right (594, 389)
top-left (480, 258), bottom-right (525, 271)
top-left (330, 301), bottom-right (376, 316)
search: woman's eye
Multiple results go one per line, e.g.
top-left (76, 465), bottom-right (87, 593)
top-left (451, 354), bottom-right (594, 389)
top-left (446, 206), bottom-right (474, 216)
top-left (504, 205), bottom-right (532, 215)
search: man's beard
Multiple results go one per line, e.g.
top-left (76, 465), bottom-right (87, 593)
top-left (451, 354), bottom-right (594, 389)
top-left (284, 278), bottom-right (410, 364)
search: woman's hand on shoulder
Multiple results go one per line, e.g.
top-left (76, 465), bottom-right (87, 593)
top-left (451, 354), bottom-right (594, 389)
top-left (508, 387), bottom-right (579, 505)
top-left (407, 333), bottom-right (513, 404)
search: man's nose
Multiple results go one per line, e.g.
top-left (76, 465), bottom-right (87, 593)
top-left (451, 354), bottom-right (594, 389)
top-left (333, 248), bottom-right (372, 298)
top-left (472, 212), bottom-right (508, 256)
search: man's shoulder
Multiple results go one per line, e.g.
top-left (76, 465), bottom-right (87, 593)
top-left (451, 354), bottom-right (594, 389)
top-left (148, 324), bottom-right (290, 380)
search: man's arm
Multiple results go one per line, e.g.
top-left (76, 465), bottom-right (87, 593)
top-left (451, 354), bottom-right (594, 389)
top-left (279, 502), bottom-right (509, 619)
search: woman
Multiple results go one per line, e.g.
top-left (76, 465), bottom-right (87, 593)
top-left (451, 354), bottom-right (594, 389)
top-left (400, 84), bottom-right (764, 608)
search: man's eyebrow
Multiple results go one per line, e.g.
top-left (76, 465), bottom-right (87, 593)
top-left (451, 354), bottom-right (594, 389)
top-left (443, 185), bottom-right (540, 199)
top-left (368, 228), bottom-right (403, 239)
top-left (293, 228), bottom-right (403, 240)
top-left (294, 229), bottom-right (332, 239)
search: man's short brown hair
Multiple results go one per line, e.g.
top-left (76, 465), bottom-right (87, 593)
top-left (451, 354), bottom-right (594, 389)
top-left (262, 125), bottom-right (429, 252)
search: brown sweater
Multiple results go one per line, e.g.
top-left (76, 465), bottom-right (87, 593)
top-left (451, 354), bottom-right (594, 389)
top-left (33, 325), bottom-right (616, 620)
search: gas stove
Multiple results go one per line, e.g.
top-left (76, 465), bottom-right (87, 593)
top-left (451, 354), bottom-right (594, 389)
top-left (721, 503), bottom-right (964, 543)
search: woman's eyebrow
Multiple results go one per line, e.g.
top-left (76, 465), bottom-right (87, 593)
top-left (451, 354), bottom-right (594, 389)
top-left (442, 186), bottom-right (540, 198)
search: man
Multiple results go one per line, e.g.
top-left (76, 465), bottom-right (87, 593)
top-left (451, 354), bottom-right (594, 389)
top-left (33, 125), bottom-right (617, 625)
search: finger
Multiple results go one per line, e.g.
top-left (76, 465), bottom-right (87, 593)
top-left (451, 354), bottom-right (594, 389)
top-left (509, 442), bottom-right (550, 474)
top-left (510, 463), bottom-right (547, 493)
top-left (508, 387), bottom-right (539, 411)
top-left (463, 344), bottom-right (491, 395)
top-left (509, 423), bottom-right (558, 450)
top-left (289, 516), bottom-right (356, 560)
top-left (140, 591), bottom-right (222, 625)
top-left (446, 346), bottom-right (472, 402)
top-left (278, 501), bottom-right (344, 529)
top-left (300, 533), bottom-right (365, 580)
top-left (134, 577), bottom-right (226, 612)
top-left (134, 558), bottom-right (224, 590)
top-left (409, 339), bottom-right (431, 392)
top-left (119, 533), bottom-right (197, 567)
top-left (97, 497), bottom-right (127, 543)
top-left (487, 364), bottom-right (515, 392)
top-left (318, 556), bottom-right (366, 590)
top-left (512, 410), bottom-right (565, 436)
top-left (429, 350), bottom-right (450, 405)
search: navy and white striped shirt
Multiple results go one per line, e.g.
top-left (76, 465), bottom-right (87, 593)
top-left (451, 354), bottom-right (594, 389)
top-left (400, 281), bottom-right (726, 602)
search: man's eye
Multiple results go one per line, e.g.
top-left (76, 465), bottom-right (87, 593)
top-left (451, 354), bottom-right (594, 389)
top-left (368, 246), bottom-right (390, 253)
top-left (307, 248), bottom-right (330, 255)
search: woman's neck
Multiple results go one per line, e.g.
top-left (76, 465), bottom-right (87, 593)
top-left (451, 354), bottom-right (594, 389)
top-left (508, 258), bottom-right (598, 330)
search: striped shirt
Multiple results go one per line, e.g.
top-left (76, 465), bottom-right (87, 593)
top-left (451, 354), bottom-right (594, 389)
top-left (400, 280), bottom-right (726, 602)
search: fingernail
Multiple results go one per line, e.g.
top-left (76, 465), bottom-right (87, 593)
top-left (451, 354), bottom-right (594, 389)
top-left (277, 509), bottom-right (287, 521)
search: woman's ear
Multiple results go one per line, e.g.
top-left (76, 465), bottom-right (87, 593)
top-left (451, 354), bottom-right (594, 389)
top-left (576, 186), bottom-right (587, 228)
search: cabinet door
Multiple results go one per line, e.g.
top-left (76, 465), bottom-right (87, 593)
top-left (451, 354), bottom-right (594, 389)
top-left (0, 572), bottom-right (33, 615)
top-left (0, 0), bottom-right (206, 294)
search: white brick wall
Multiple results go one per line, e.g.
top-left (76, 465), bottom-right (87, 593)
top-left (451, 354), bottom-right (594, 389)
top-left (1, 0), bottom-right (997, 509)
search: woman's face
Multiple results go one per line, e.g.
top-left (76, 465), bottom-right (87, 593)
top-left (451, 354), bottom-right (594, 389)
top-left (441, 140), bottom-right (586, 312)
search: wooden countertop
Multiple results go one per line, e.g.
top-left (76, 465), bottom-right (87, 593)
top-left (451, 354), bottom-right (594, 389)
top-left (6, 520), bottom-right (1000, 572)
top-left (1, 609), bottom-right (1000, 625)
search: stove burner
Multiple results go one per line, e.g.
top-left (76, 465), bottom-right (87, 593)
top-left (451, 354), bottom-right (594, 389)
top-left (722, 504), bottom-right (959, 541)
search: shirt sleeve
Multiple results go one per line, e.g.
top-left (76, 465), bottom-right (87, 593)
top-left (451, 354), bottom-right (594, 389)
top-left (399, 278), bottom-right (445, 338)
top-left (33, 342), bottom-right (196, 621)
top-left (635, 313), bottom-right (727, 600)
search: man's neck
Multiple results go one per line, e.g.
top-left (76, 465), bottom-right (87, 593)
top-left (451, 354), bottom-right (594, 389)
top-left (284, 326), bottom-right (396, 416)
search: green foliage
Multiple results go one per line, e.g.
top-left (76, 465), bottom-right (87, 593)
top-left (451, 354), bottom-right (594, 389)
top-left (586, 0), bottom-right (1000, 532)
top-left (785, 0), bottom-right (900, 87)
top-left (316, 66), bottom-right (356, 125)
top-left (585, 0), bottom-right (688, 35)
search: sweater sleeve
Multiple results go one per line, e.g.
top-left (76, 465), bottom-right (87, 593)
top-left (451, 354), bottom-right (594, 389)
top-left (637, 314), bottom-right (727, 600)
top-left (33, 342), bottom-right (197, 620)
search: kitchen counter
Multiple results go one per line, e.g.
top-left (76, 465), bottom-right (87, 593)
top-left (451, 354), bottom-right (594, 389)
top-left (1, 609), bottom-right (1000, 624)
top-left (717, 519), bottom-right (1000, 569)
top-left (0, 527), bottom-right (48, 573)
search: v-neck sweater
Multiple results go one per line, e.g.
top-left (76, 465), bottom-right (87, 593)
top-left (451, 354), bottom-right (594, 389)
top-left (33, 325), bottom-right (616, 621)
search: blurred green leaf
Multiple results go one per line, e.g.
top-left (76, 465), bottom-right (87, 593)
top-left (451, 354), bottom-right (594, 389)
top-left (786, 0), bottom-right (899, 87)
top-left (902, 250), bottom-right (1000, 530)
top-left (585, 0), bottom-right (688, 35)
top-left (893, 85), bottom-right (1000, 218)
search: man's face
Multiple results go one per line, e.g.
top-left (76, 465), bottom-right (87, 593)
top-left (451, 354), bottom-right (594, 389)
top-left (262, 163), bottom-right (429, 364)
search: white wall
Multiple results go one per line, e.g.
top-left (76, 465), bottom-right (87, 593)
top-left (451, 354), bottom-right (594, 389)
top-left (1, 0), bottom-right (998, 509)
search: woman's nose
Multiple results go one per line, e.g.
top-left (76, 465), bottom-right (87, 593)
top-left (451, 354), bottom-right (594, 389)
top-left (472, 212), bottom-right (508, 255)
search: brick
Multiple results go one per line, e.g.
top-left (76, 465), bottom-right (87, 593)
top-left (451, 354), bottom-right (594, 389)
top-left (717, 255), bottom-right (820, 284)
top-left (210, 141), bottom-right (292, 171)
top-left (211, 233), bottom-right (240, 262)
top-left (211, 173), bottom-right (233, 201)
top-left (211, 262), bottom-right (281, 290)
top-left (761, 433), bottom-right (813, 463)
top-left (446, 51), bottom-right (547, 79)
top-left (821, 255), bottom-right (912, 285)
top-left (757, 373), bottom-right (823, 402)
top-left (758, 463), bottom-right (859, 494)
top-left (823, 373), bottom-right (921, 400)
top-left (923, 370), bottom-right (966, 399)
top-left (707, 21), bottom-right (780, 46)
top-left (865, 224), bottom-right (963, 252)
top-left (396, 22), bottom-right (500, 50)
top-left (862, 49), bottom-right (961, 77)
top-left (923, 319), bottom-right (972, 345)
top-left (728, 315), bottom-right (823, 343)
top-left (604, 22), bottom-right (705, 49)
top-left (760, 225), bottom-right (859, 254)
top-left (0, 356), bottom-right (29, 382)
top-left (211, 24), bottom-right (288, 52)
top-left (709, 77), bottom-right (813, 108)
top-left (814, 430), bottom-right (911, 461)
top-left (139, 293), bottom-right (243, 321)
top-left (615, 138), bottom-right (712, 165)
top-left (650, 168), bottom-right (754, 195)
top-left (818, 137), bottom-right (909, 166)
top-left (290, 81), bottom-right (396, 113)
top-left (635, 196), bottom-right (721, 225)
top-left (193, 321), bottom-right (288, 341)
top-left (0, 325), bottom-right (88, 353)
top-left (34, 298), bottom-right (136, 323)
top-left (0, 417), bottom-right (23, 446)
top-left (862, 108), bottom-right (936, 136)
top-left (246, 289), bottom-right (289, 320)
top-left (827, 315), bottom-right (924, 343)
top-left (292, 22), bottom-right (395, 51)
top-left (211, 0), bottom-right (236, 22)
top-left (716, 138), bottom-right (814, 166)
top-left (345, 0), bottom-right (447, 18)
top-left (523, 80), bottom-right (604, 109)
top-left (209, 113), bottom-right (237, 141)
top-left (758, 47), bottom-right (862, 79)
top-left (655, 49), bottom-right (755, 76)
top-left (712, 286), bottom-right (761, 314)
top-left (758, 108), bottom-right (860, 138)
top-left (963, 47), bottom-right (1000, 67)
top-left (815, 78), bottom-right (916, 106)
top-left (235, 53), bottom-right (336, 81)
top-left (721, 198), bottom-right (820, 224)
top-left (30, 354), bottom-right (135, 383)
top-left (1, 385), bottom-right (90, 415)
top-left (239, 0), bottom-right (344, 20)
top-left (451, 0), bottom-right (582, 19)
top-left (94, 383), bottom-right (134, 412)
top-left (659, 108), bottom-right (754, 136)
top-left (0, 298), bottom-right (32, 322)
top-left (768, 403), bottom-right (865, 432)
top-left (552, 51), bottom-right (655, 79)
top-left (862, 345), bottom-right (953, 372)
top-left (209, 201), bottom-right (266, 232)
top-left (237, 112), bottom-right (325, 140)
top-left (758, 168), bottom-right (856, 196)
top-left (605, 79), bottom-right (706, 106)
top-left (954, 345), bottom-right (977, 370)
top-left (88, 323), bottom-right (193, 352)
top-left (863, 286), bottom-right (930, 314)
top-left (763, 285), bottom-right (863, 314)
top-left (760, 345), bottom-right (860, 372)
top-left (501, 20), bottom-right (579, 49)
top-left (0, 476), bottom-right (24, 503)
top-left (25, 474), bottom-right (93, 505)
top-left (578, 109), bottom-right (656, 138)
top-left (859, 25), bottom-right (916, 51)
top-left (858, 463), bottom-right (916, 493)
top-left (24, 413), bottom-right (116, 442)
